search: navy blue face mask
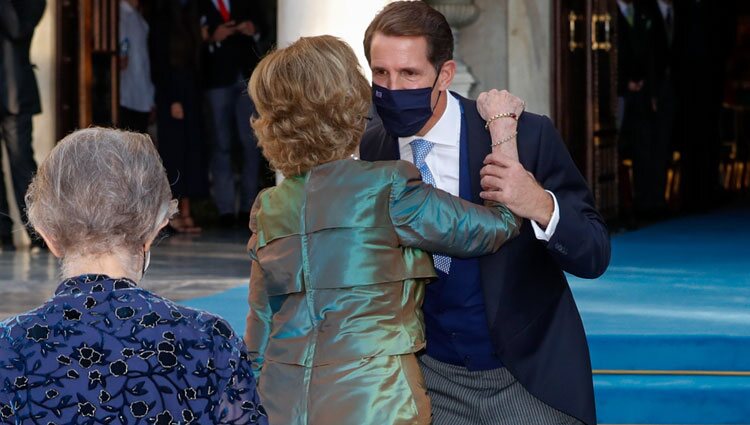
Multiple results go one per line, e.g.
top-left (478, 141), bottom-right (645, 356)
top-left (372, 77), bottom-right (441, 137)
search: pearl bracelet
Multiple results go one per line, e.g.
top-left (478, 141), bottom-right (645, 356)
top-left (484, 112), bottom-right (518, 130)
top-left (491, 131), bottom-right (517, 148)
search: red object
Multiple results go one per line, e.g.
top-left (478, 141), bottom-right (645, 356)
top-left (216, 0), bottom-right (230, 22)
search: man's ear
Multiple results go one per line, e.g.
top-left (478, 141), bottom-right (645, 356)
top-left (35, 228), bottom-right (62, 258)
top-left (437, 60), bottom-right (456, 91)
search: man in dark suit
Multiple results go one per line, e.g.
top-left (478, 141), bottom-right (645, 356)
top-left (0, 0), bottom-right (46, 251)
top-left (671, 0), bottom-right (735, 211)
top-left (199, 0), bottom-right (265, 226)
top-left (360, 2), bottom-right (610, 424)
top-left (616, 0), bottom-right (661, 217)
top-left (642, 0), bottom-right (675, 216)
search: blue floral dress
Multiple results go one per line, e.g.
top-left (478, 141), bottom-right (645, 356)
top-left (0, 274), bottom-right (268, 424)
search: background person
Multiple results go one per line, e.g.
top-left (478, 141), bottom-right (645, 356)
top-left (200, 0), bottom-right (266, 227)
top-left (0, 0), bottom-right (46, 251)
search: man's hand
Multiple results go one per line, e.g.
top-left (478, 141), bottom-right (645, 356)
top-left (235, 20), bottom-right (256, 37)
top-left (212, 21), bottom-right (236, 42)
top-left (170, 102), bottom-right (184, 120)
top-left (479, 152), bottom-right (554, 228)
top-left (627, 80), bottom-right (644, 92)
top-left (477, 89), bottom-right (525, 122)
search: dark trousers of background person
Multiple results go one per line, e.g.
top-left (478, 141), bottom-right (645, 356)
top-left (0, 113), bottom-right (36, 242)
top-left (649, 80), bottom-right (675, 214)
top-left (205, 78), bottom-right (260, 219)
top-left (679, 105), bottom-right (721, 212)
top-left (621, 91), bottom-right (660, 216)
top-left (119, 106), bottom-right (150, 134)
top-left (156, 70), bottom-right (208, 199)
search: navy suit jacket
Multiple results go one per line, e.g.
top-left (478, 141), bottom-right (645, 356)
top-left (199, 0), bottom-right (265, 89)
top-left (360, 93), bottom-right (610, 425)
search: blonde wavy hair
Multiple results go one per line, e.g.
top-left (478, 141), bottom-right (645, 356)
top-left (249, 35), bottom-right (371, 177)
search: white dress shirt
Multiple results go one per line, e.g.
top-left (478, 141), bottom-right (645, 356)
top-left (119, 1), bottom-right (154, 112)
top-left (616, 0), bottom-right (635, 24)
top-left (398, 92), bottom-right (559, 241)
top-left (211, 0), bottom-right (231, 14)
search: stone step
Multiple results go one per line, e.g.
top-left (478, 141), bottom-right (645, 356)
top-left (594, 374), bottom-right (750, 424)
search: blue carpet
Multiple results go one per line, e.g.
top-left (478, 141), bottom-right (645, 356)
top-left (184, 206), bottom-right (750, 424)
top-left (183, 284), bottom-right (248, 338)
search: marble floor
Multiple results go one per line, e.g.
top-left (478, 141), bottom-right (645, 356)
top-left (0, 229), bottom-right (253, 320)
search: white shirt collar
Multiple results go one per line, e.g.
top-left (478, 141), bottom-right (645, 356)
top-left (398, 92), bottom-right (461, 150)
top-left (120, 0), bottom-right (135, 13)
top-left (657, 0), bottom-right (671, 19)
top-left (211, 0), bottom-right (231, 13)
top-left (616, 0), bottom-right (633, 18)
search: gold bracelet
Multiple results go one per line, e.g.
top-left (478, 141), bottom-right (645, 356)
top-left (491, 131), bottom-right (517, 148)
top-left (484, 112), bottom-right (518, 130)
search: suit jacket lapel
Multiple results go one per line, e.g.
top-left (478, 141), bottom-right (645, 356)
top-left (456, 94), bottom-right (491, 205)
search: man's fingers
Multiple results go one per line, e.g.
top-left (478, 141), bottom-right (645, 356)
top-left (480, 175), bottom-right (504, 191)
top-left (483, 151), bottom-right (515, 167)
top-left (479, 190), bottom-right (506, 204)
top-left (479, 164), bottom-right (508, 178)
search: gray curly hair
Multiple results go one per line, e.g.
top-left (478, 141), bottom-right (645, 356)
top-left (25, 127), bottom-right (177, 278)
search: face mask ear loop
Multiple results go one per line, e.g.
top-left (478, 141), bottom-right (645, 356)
top-left (141, 248), bottom-right (151, 279)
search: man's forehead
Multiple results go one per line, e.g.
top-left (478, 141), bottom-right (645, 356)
top-left (369, 33), bottom-right (431, 66)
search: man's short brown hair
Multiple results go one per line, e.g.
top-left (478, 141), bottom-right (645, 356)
top-left (363, 1), bottom-right (454, 70)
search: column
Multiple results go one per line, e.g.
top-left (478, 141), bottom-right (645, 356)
top-left (277, 0), bottom-right (394, 79)
top-left (507, 0), bottom-right (552, 116)
top-left (427, 0), bottom-right (480, 97)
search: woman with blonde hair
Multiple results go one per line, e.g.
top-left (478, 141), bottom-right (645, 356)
top-left (245, 35), bottom-right (523, 425)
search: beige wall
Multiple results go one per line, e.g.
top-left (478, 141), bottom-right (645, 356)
top-left (2, 0), bottom-right (56, 246)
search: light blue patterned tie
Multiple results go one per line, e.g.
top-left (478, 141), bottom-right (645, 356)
top-left (410, 138), bottom-right (451, 274)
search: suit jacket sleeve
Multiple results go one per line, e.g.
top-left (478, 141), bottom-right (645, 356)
top-left (244, 203), bottom-right (272, 382)
top-left (389, 161), bottom-right (520, 257)
top-left (0, 0), bottom-right (45, 40)
top-left (0, 0), bottom-right (20, 39)
top-left (535, 116), bottom-right (611, 278)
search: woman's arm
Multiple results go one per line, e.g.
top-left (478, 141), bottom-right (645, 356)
top-left (389, 161), bottom-right (520, 258)
top-left (244, 238), bottom-right (272, 382)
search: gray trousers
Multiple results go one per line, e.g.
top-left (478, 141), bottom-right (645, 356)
top-left (419, 354), bottom-right (584, 425)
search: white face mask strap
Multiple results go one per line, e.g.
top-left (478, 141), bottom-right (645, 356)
top-left (142, 248), bottom-right (151, 278)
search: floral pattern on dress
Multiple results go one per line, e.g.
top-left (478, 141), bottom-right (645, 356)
top-left (0, 274), bottom-right (268, 425)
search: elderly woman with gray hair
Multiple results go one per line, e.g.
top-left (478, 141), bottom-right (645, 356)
top-left (0, 128), bottom-right (267, 424)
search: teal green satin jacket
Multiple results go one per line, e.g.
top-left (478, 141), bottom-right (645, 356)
top-left (244, 158), bottom-right (520, 377)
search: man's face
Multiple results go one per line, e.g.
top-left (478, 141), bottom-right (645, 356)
top-left (368, 32), bottom-right (455, 136)
top-left (369, 33), bottom-right (439, 91)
